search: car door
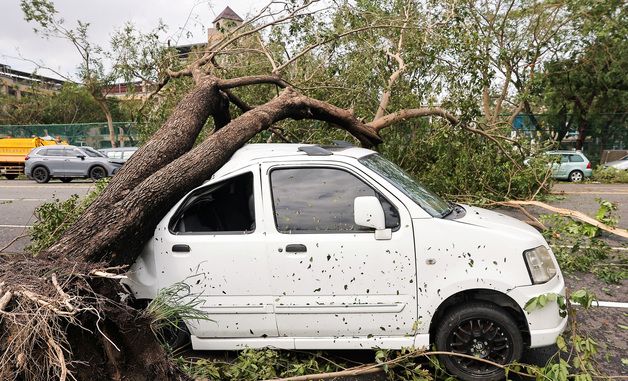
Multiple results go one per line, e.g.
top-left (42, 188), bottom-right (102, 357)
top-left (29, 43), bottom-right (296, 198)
top-left (63, 148), bottom-right (87, 176)
top-left (43, 147), bottom-right (67, 176)
top-left (262, 162), bottom-right (417, 340)
top-left (153, 167), bottom-right (278, 339)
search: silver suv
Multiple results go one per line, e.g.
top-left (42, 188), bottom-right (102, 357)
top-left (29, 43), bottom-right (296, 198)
top-left (25, 145), bottom-right (122, 183)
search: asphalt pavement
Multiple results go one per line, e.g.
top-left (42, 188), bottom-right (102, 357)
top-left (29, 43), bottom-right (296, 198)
top-left (0, 179), bottom-right (93, 252)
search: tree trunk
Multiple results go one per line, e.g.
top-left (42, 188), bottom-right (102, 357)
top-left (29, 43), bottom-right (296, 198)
top-left (576, 117), bottom-right (588, 150)
top-left (96, 98), bottom-right (117, 148)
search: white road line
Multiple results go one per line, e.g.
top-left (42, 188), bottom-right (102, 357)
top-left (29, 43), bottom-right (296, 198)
top-left (0, 185), bottom-right (94, 189)
top-left (572, 301), bottom-right (628, 309)
top-left (552, 244), bottom-right (627, 251)
top-left (0, 198), bottom-right (48, 202)
top-left (0, 224), bottom-right (32, 228)
top-left (595, 301), bottom-right (628, 308)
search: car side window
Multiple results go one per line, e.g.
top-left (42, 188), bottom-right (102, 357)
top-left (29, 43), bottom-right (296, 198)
top-left (65, 148), bottom-right (81, 157)
top-left (169, 172), bottom-right (255, 234)
top-left (569, 154), bottom-right (584, 162)
top-left (38, 149), bottom-right (48, 156)
top-left (46, 148), bottom-right (64, 157)
top-left (270, 167), bottom-right (400, 233)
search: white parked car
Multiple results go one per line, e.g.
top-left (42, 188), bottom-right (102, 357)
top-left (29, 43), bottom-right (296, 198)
top-left (124, 143), bottom-right (567, 381)
top-left (604, 154), bottom-right (628, 170)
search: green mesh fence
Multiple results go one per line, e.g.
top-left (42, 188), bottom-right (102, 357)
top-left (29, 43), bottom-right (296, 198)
top-left (0, 122), bottom-right (138, 149)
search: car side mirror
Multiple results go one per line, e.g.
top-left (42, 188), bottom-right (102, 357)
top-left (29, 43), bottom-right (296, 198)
top-left (77, 154), bottom-right (85, 160)
top-left (354, 196), bottom-right (391, 240)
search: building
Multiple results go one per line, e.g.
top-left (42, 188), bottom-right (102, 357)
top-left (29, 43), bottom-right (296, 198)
top-left (208, 6), bottom-right (243, 42)
top-left (0, 64), bottom-right (65, 99)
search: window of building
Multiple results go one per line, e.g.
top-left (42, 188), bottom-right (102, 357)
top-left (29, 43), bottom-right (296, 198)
top-left (270, 167), bottom-right (399, 233)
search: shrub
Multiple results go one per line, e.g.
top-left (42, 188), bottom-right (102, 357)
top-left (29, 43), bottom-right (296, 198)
top-left (591, 166), bottom-right (628, 183)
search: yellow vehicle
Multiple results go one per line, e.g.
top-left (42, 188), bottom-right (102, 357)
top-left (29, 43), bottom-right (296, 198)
top-left (0, 137), bottom-right (64, 179)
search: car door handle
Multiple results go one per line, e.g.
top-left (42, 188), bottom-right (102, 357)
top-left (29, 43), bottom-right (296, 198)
top-left (172, 244), bottom-right (190, 253)
top-left (285, 244), bottom-right (307, 253)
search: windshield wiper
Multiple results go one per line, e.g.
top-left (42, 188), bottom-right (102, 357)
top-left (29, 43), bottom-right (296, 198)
top-left (440, 203), bottom-right (455, 218)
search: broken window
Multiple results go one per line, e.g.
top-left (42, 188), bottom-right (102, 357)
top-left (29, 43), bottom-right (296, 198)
top-left (170, 172), bottom-right (255, 234)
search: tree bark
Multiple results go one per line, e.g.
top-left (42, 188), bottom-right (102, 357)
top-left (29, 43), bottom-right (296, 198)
top-left (96, 97), bottom-right (117, 148)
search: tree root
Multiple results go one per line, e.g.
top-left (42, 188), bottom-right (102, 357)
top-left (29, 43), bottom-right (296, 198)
top-left (0, 256), bottom-right (187, 381)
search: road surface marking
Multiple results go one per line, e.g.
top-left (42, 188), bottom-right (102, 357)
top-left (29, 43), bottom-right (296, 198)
top-left (0, 224), bottom-right (32, 228)
top-left (552, 244), bottom-right (628, 251)
top-left (0, 185), bottom-right (94, 189)
top-left (551, 191), bottom-right (628, 195)
top-left (0, 198), bottom-right (48, 202)
top-left (572, 301), bottom-right (628, 309)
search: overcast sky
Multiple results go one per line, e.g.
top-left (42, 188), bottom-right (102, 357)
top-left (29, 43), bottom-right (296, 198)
top-left (0, 0), bottom-right (255, 80)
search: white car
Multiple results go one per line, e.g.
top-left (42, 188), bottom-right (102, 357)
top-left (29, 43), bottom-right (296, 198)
top-left (604, 155), bottom-right (628, 170)
top-left (124, 143), bottom-right (567, 381)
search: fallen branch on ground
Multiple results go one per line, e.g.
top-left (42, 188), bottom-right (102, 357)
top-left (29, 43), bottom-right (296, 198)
top-left (495, 200), bottom-right (628, 238)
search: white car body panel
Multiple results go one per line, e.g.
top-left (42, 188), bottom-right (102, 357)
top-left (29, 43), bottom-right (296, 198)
top-left (122, 143), bottom-right (567, 352)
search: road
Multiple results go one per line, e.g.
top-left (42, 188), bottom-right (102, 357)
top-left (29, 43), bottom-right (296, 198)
top-left (0, 179), bottom-right (626, 377)
top-left (0, 179), bottom-right (93, 252)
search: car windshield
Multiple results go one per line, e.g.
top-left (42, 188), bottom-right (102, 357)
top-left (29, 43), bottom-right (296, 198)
top-left (81, 147), bottom-right (106, 158)
top-left (359, 154), bottom-right (451, 217)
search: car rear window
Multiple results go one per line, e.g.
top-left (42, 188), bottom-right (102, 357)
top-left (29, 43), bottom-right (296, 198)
top-left (569, 155), bottom-right (584, 162)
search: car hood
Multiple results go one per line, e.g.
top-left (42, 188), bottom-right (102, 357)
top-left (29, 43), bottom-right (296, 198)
top-left (455, 205), bottom-right (542, 238)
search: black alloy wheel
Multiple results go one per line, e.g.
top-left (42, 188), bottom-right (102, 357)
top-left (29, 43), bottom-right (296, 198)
top-left (89, 166), bottom-right (106, 181)
top-left (435, 302), bottom-right (523, 381)
top-left (32, 166), bottom-right (50, 183)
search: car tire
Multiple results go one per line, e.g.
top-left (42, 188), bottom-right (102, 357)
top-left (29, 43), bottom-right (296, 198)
top-left (32, 166), bottom-right (51, 184)
top-left (4, 174), bottom-right (17, 180)
top-left (434, 302), bottom-right (523, 381)
top-left (568, 170), bottom-right (584, 182)
top-left (60, 177), bottom-right (72, 183)
top-left (89, 166), bottom-right (107, 181)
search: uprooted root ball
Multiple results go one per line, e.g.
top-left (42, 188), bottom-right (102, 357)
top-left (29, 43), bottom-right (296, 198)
top-left (0, 255), bottom-right (186, 381)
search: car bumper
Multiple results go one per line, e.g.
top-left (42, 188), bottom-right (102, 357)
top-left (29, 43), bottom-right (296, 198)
top-left (507, 273), bottom-right (568, 347)
top-left (583, 168), bottom-right (593, 177)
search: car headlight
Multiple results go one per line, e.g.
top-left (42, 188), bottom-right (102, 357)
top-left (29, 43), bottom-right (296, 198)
top-left (523, 246), bottom-right (557, 284)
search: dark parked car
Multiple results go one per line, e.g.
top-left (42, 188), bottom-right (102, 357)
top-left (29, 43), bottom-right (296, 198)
top-left (25, 145), bottom-right (123, 183)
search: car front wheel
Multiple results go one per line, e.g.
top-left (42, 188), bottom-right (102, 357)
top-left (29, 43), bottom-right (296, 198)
top-left (89, 166), bottom-right (107, 181)
top-left (569, 170), bottom-right (584, 182)
top-left (435, 302), bottom-right (523, 381)
top-left (32, 166), bottom-right (50, 183)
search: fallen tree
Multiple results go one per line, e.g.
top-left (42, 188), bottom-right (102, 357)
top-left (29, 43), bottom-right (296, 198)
top-left (1, 0), bottom-right (563, 379)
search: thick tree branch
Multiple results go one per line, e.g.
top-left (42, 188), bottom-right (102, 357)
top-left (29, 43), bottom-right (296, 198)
top-left (218, 75), bottom-right (289, 89)
top-left (223, 89), bottom-right (253, 112)
top-left (368, 107), bottom-right (460, 131)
